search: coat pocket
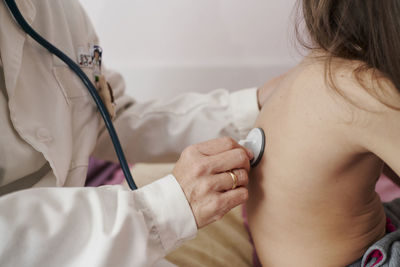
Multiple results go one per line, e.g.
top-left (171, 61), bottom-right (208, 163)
top-left (53, 66), bottom-right (95, 99)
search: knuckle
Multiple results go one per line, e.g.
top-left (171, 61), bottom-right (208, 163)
top-left (222, 137), bottom-right (236, 149)
top-left (200, 159), bottom-right (211, 172)
top-left (192, 165), bottom-right (204, 176)
top-left (182, 145), bottom-right (195, 157)
top-left (196, 183), bottom-right (209, 196)
top-left (189, 145), bottom-right (199, 155)
top-left (237, 149), bottom-right (248, 163)
top-left (209, 179), bottom-right (219, 192)
top-left (193, 159), bottom-right (209, 176)
top-left (204, 178), bottom-right (215, 192)
top-left (238, 170), bottom-right (249, 186)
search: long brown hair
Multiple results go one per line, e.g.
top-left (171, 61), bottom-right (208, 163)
top-left (297, 0), bottom-right (400, 109)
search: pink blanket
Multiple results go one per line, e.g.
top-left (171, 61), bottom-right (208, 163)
top-left (376, 174), bottom-right (400, 202)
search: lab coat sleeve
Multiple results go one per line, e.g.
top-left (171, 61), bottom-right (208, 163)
top-left (0, 175), bottom-right (197, 267)
top-left (92, 69), bottom-right (260, 163)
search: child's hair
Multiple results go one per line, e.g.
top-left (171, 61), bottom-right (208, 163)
top-left (297, 0), bottom-right (400, 109)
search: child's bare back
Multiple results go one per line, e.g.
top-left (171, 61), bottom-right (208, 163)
top-left (247, 54), bottom-right (400, 266)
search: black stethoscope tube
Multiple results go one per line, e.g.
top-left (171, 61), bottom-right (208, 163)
top-left (4, 0), bottom-right (138, 190)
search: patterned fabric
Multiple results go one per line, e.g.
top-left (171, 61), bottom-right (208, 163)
top-left (362, 218), bottom-right (397, 267)
top-left (85, 157), bottom-right (126, 186)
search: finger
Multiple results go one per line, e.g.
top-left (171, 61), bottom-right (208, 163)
top-left (218, 187), bottom-right (249, 216)
top-left (196, 187), bottom-right (248, 228)
top-left (209, 169), bottom-right (249, 192)
top-left (206, 148), bottom-right (251, 173)
top-left (195, 137), bottom-right (252, 158)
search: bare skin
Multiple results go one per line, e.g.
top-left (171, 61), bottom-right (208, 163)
top-left (247, 53), bottom-right (400, 267)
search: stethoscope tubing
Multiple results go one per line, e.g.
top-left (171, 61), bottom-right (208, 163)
top-left (4, 0), bottom-right (138, 190)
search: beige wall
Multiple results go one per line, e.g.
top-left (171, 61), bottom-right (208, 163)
top-left (80, 0), bottom-right (301, 101)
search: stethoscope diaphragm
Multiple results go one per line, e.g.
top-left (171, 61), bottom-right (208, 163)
top-left (238, 127), bottom-right (266, 168)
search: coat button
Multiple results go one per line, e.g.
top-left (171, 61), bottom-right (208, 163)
top-left (36, 128), bottom-right (53, 143)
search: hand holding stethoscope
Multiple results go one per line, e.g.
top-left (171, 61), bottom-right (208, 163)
top-left (173, 137), bottom-right (253, 228)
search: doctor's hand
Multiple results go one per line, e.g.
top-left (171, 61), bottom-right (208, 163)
top-left (173, 137), bottom-right (253, 229)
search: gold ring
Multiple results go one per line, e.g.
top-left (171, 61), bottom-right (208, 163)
top-left (228, 171), bottom-right (238, 190)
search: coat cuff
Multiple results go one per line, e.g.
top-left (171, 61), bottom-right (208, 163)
top-left (230, 87), bottom-right (259, 138)
top-left (138, 174), bottom-right (197, 253)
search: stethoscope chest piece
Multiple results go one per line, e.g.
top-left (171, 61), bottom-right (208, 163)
top-left (239, 127), bottom-right (266, 168)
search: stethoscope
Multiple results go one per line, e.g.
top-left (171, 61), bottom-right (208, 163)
top-left (4, 0), bottom-right (266, 191)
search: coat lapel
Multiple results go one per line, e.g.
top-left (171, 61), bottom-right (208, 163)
top-left (0, 0), bottom-right (36, 98)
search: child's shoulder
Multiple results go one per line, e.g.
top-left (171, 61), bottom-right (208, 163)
top-left (317, 57), bottom-right (400, 176)
top-left (288, 56), bottom-right (400, 157)
top-left (297, 55), bottom-right (400, 121)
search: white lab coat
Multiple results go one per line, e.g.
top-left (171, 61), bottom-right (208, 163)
top-left (0, 0), bottom-right (259, 266)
